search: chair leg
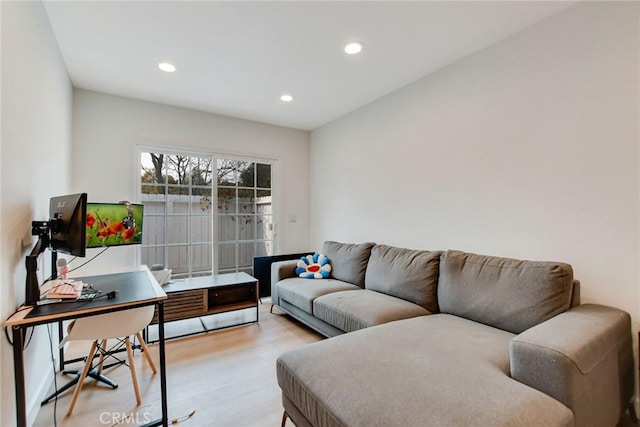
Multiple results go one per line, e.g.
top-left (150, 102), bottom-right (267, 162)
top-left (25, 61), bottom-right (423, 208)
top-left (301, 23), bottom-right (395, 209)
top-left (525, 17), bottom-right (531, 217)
top-left (136, 332), bottom-right (157, 374)
top-left (281, 410), bottom-right (289, 427)
top-left (67, 341), bottom-right (98, 417)
top-left (97, 339), bottom-right (107, 376)
top-left (125, 337), bottom-right (142, 405)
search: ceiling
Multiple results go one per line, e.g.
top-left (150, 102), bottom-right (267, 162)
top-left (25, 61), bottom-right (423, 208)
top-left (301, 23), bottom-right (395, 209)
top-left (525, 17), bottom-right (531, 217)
top-left (43, 1), bottom-right (576, 131)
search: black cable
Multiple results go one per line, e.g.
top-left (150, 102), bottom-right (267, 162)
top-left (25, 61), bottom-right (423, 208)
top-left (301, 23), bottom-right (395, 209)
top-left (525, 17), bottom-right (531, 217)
top-left (4, 305), bottom-right (34, 346)
top-left (67, 247), bottom-right (109, 274)
top-left (46, 324), bottom-right (58, 427)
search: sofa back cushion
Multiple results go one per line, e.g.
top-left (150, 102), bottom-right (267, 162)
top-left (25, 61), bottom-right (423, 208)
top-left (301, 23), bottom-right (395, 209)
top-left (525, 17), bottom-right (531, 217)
top-left (365, 245), bottom-right (442, 313)
top-left (437, 250), bottom-right (574, 334)
top-left (322, 241), bottom-right (375, 288)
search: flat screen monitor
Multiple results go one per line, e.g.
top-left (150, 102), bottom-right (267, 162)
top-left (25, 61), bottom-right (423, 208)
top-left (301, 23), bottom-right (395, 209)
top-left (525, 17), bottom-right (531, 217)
top-left (86, 202), bottom-right (144, 248)
top-left (49, 193), bottom-right (87, 257)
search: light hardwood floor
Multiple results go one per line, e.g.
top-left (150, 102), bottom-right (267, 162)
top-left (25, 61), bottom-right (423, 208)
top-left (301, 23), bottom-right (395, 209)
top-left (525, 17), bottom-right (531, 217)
top-left (34, 301), bottom-right (322, 427)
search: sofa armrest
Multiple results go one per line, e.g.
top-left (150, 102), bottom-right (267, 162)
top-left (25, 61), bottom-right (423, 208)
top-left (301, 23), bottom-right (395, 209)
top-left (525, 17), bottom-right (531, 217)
top-left (271, 260), bottom-right (299, 305)
top-left (510, 304), bottom-right (633, 427)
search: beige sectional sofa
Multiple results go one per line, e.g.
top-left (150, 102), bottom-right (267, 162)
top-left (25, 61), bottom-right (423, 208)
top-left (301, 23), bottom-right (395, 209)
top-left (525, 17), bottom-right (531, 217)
top-left (271, 241), bottom-right (635, 427)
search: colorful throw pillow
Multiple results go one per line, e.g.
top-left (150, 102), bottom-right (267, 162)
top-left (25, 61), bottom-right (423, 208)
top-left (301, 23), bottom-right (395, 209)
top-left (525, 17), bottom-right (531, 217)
top-left (296, 253), bottom-right (332, 279)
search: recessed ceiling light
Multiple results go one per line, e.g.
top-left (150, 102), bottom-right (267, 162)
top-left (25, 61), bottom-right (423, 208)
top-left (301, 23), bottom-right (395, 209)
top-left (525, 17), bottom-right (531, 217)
top-left (344, 41), bottom-right (365, 55)
top-left (280, 94), bottom-right (293, 102)
top-left (158, 62), bottom-right (176, 72)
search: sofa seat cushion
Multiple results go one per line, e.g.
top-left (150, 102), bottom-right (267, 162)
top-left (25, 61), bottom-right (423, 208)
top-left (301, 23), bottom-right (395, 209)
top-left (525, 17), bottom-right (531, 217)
top-left (277, 314), bottom-right (573, 427)
top-left (313, 290), bottom-right (430, 333)
top-left (276, 278), bottom-right (361, 314)
top-left (438, 250), bottom-right (575, 334)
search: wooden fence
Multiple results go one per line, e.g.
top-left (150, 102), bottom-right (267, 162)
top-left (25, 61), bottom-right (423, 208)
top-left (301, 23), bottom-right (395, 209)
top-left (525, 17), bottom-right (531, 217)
top-left (140, 194), bottom-right (272, 277)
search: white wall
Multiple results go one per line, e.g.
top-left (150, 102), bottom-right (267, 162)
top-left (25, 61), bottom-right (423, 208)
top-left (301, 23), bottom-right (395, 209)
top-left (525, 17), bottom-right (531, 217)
top-left (72, 90), bottom-right (310, 273)
top-left (1, 1), bottom-right (73, 425)
top-left (311, 0), bottom-right (639, 350)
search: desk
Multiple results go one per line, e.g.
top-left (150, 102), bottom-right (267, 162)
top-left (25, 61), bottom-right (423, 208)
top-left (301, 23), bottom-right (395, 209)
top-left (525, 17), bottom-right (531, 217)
top-left (5, 266), bottom-right (168, 427)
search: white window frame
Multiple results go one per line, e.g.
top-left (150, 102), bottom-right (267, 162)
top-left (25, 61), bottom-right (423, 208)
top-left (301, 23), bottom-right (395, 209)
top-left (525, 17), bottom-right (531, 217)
top-left (136, 145), bottom-right (278, 277)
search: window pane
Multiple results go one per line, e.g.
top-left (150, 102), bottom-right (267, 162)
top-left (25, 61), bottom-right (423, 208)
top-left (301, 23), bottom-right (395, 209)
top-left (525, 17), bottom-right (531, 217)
top-left (256, 190), bottom-right (271, 214)
top-left (192, 188), bottom-right (212, 214)
top-left (167, 155), bottom-right (190, 185)
top-left (142, 216), bottom-right (165, 245)
top-left (217, 187), bottom-right (236, 214)
top-left (142, 184), bottom-right (164, 195)
top-left (238, 242), bottom-right (253, 268)
top-left (142, 198), bottom-right (166, 214)
top-left (192, 271), bottom-right (212, 278)
top-left (237, 161), bottom-right (253, 187)
top-left (142, 246), bottom-right (165, 268)
top-left (141, 152), bottom-right (166, 184)
top-left (191, 216), bottom-right (212, 243)
top-left (217, 159), bottom-right (236, 185)
top-left (256, 215), bottom-right (273, 240)
top-left (218, 243), bottom-right (236, 270)
top-left (238, 216), bottom-right (255, 241)
top-left (167, 217), bottom-right (188, 244)
top-left (190, 157), bottom-right (212, 186)
top-left (238, 189), bottom-right (255, 214)
top-left (218, 215), bottom-right (236, 242)
top-left (167, 189), bottom-right (189, 214)
top-left (168, 245), bottom-right (189, 275)
top-left (191, 244), bottom-right (212, 274)
top-left (255, 241), bottom-right (273, 257)
top-left (167, 185), bottom-right (189, 196)
top-left (256, 163), bottom-right (271, 188)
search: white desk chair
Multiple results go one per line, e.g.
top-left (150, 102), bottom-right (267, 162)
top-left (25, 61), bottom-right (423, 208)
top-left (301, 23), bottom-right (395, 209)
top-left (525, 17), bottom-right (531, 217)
top-left (64, 305), bottom-right (157, 416)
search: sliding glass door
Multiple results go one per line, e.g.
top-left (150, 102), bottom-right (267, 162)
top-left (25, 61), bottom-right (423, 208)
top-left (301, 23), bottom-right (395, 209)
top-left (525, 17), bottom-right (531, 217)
top-left (216, 159), bottom-right (273, 275)
top-left (140, 150), bottom-right (274, 279)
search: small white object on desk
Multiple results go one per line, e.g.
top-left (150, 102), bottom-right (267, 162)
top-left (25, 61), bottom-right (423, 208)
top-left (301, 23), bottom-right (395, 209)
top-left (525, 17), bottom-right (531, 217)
top-left (150, 265), bottom-right (172, 285)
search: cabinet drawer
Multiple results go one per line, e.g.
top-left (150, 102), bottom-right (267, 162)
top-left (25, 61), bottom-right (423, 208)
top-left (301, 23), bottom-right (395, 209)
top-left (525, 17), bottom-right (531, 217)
top-left (152, 289), bottom-right (206, 323)
top-left (208, 284), bottom-right (255, 308)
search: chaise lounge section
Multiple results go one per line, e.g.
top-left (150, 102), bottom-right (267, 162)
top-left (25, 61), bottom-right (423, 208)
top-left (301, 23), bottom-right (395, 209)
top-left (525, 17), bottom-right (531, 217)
top-left (272, 242), bottom-right (635, 427)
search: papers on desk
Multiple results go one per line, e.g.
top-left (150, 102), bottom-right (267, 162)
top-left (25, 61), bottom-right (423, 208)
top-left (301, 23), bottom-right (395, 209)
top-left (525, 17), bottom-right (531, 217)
top-left (41, 279), bottom-right (84, 299)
